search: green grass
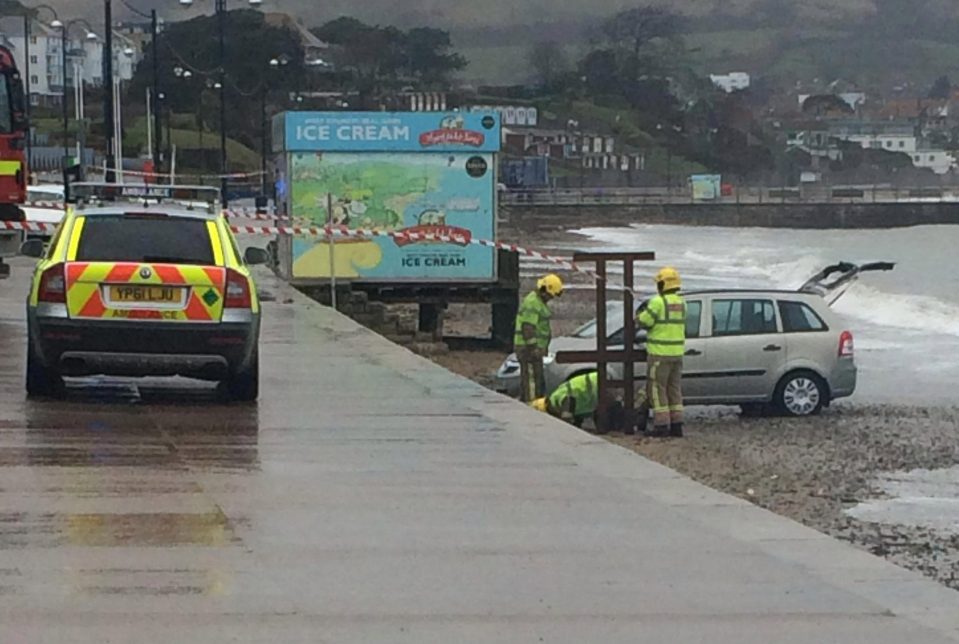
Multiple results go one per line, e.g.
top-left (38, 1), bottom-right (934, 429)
top-left (123, 116), bottom-right (260, 171)
top-left (684, 28), bottom-right (782, 63)
top-left (459, 45), bottom-right (532, 85)
top-left (540, 98), bottom-right (707, 175)
top-left (31, 114), bottom-right (260, 170)
top-left (31, 117), bottom-right (84, 138)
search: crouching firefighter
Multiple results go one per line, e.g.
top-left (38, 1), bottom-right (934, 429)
top-left (532, 371), bottom-right (624, 429)
top-left (637, 267), bottom-right (686, 437)
top-left (514, 274), bottom-right (563, 402)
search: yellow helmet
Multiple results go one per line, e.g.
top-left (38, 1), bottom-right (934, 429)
top-left (531, 398), bottom-right (548, 413)
top-left (654, 266), bottom-right (682, 291)
top-left (537, 274), bottom-right (564, 297)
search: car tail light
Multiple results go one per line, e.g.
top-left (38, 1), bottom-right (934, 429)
top-left (224, 269), bottom-right (251, 308)
top-left (838, 330), bottom-right (854, 358)
top-left (38, 264), bottom-right (66, 303)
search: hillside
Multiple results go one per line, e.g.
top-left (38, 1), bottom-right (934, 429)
top-left (31, 0), bottom-right (959, 87)
top-left (35, 0), bottom-right (879, 28)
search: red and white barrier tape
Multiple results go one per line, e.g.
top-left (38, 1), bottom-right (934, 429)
top-left (0, 218), bottom-right (633, 293)
top-left (83, 165), bottom-right (266, 180)
top-left (228, 223), bottom-right (609, 286)
top-left (222, 210), bottom-right (307, 223)
top-left (24, 201), bottom-right (65, 210)
top-left (22, 204), bottom-right (306, 223)
top-left (222, 206), bottom-right (271, 215)
top-left (1, 221), bottom-right (57, 233)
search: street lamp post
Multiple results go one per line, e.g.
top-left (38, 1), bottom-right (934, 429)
top-left (29, 5), bottom-right (65, 182)
top-left (29, 10), bottom-right (65, 167)
top-left (178, 0), bottom-right (266, 205)
top-left (151, 10), bottom-right (162, 173)
top-left (263, 56), bottom-right (287, 196)
top-left (58, 23), bottom-right (67, 164)
top-left (104, 0), bottom-right (115, 182)
top-left (259, 85), bottom-right (266, 194)
top-left (22, 14), bottom-right (31, 174)
top-left (58, 21), bottom-right (98, 171)
top-left (217, 0), bottom-right (226, 203)
top-left (120, 2), bottom-right (164, 173)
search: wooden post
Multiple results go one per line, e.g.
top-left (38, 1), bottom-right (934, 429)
top-left (327, 192), bottom-right (337, 311)
top-left (557, 252), bottom-right (656, 433)
top-left (594, 260), bottom-right (608, 433)
top-left (623, 258), bottom-right (636, 414)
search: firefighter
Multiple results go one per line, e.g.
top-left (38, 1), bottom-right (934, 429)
top-left (514, 274), bottom-right (563, 402)
top-left (637, 267), bottom-right (686, 437)
top-left (532, 371), bottom-right (624, 429)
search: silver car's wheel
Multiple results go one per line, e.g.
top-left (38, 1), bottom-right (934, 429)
top-left (775, 372), bottom-right (826, 417)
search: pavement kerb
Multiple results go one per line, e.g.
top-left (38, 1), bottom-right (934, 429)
top-left (262, 269), bottom-right (959, 640)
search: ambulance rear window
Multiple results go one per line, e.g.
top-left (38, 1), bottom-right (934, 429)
top-left (75, 215), bottom-right (216, 265)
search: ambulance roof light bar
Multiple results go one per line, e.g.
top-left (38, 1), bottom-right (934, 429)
top-left (69, 183), bottom-right (221, 212)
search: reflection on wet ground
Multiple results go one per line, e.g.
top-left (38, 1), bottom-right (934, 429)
top-left (19, 381), bottom-right (261, 471)
top-left (0, 510), bottom-right (235, 548)
top-left (0, 379), bottom-right (258, 554)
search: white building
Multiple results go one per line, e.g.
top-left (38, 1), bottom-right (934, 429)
top-left (798, 92), bottom-right (866, 111)
top-left (710, 72), bottom-right (750, 93)
top-left (846, 132), bottom-right (917, 153)
top-left (0, 18), bottom-right (140, 107)
top-left (911, 149), bottom-right (956, 175)
top-left (827, 123), bottom-right (954, 174)
top-left (0, 19), bottom-right (64, 107)
top-left (79, 31), bottom-right (139, 87)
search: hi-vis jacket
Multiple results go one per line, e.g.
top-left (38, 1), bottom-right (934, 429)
top-left (637, 292), bottom-right (686, 357)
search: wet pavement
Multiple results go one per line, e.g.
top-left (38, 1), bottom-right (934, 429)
top-left (1, 259), bottom-right (959, 642)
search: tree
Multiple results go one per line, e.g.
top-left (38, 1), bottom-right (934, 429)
top-left (603, 6), bottom-right (683, 63)
top-left (129, 10), bottom-right (304, 154)
top-left (929, 75), bottom-right (952, 99)
top-left (313, 17), bottom-right (369, 45)
top-left (405, 27), bottom-right (467, 85)
top-left (0, 1), bottom-right (30, 15)
top-left (526, 40), bottom-right (569, 88)
top-left (579, 49), bottom-right (621, 96)
top-left (311, 19), bottom-right (465, 92)
top-left (623, 77), bottom-right (679, 120)
top-left (801, 94), bottom-right (855, 116)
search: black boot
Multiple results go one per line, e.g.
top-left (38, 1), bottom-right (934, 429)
top-left (646, 425), bottom-right (670, 438)
top-left (633, 403), bottom-right (649, 437)
top-left (669, 422), bottom-right (684, 437)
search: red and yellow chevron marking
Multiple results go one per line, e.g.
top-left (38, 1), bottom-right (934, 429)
top-left (65, 262), bottom-right (226, 323)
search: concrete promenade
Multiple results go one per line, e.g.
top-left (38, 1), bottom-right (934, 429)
top-left (0, 261), bottom-right (957, 642)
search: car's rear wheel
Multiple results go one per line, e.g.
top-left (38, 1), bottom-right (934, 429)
top-left (26, 341), bottom-right (63, 398)
top-left (225, 349), bottom-right (259, 402)
top-left (774, 371), bottom-right (826, 417)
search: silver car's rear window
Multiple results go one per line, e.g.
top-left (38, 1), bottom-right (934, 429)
top-left (571, 302), bottom-right (630, 339)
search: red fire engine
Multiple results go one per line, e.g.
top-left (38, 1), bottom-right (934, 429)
top-left (0, 45), bottom-right (28, 277)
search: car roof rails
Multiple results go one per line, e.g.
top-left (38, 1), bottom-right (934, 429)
top-left (69, 183), bottom-right (221, 213)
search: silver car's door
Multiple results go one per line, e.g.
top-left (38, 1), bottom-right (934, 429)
top-left (678, 300), bottom-right (710, 401)
top-left (778, 297), bottom-right (837, 373)
top-left (700, 297), bottom-right (785, 401)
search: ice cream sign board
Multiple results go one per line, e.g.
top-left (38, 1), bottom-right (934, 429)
top-left (278, 111), bottom-right (501, 153)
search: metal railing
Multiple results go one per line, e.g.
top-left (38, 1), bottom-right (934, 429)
top-left (500, 185), bottom-right (959, 206)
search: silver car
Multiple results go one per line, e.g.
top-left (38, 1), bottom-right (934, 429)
top-left (495, 262), bottom-right (892, 416)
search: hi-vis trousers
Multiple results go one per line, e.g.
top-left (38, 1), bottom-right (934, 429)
top-left (516, 346), bottom-right (545, 403)
top-left (646, 355), bottom-right (683, 429)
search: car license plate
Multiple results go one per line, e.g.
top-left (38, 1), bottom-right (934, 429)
top-left (108, 285), bottom-right (182, 303)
